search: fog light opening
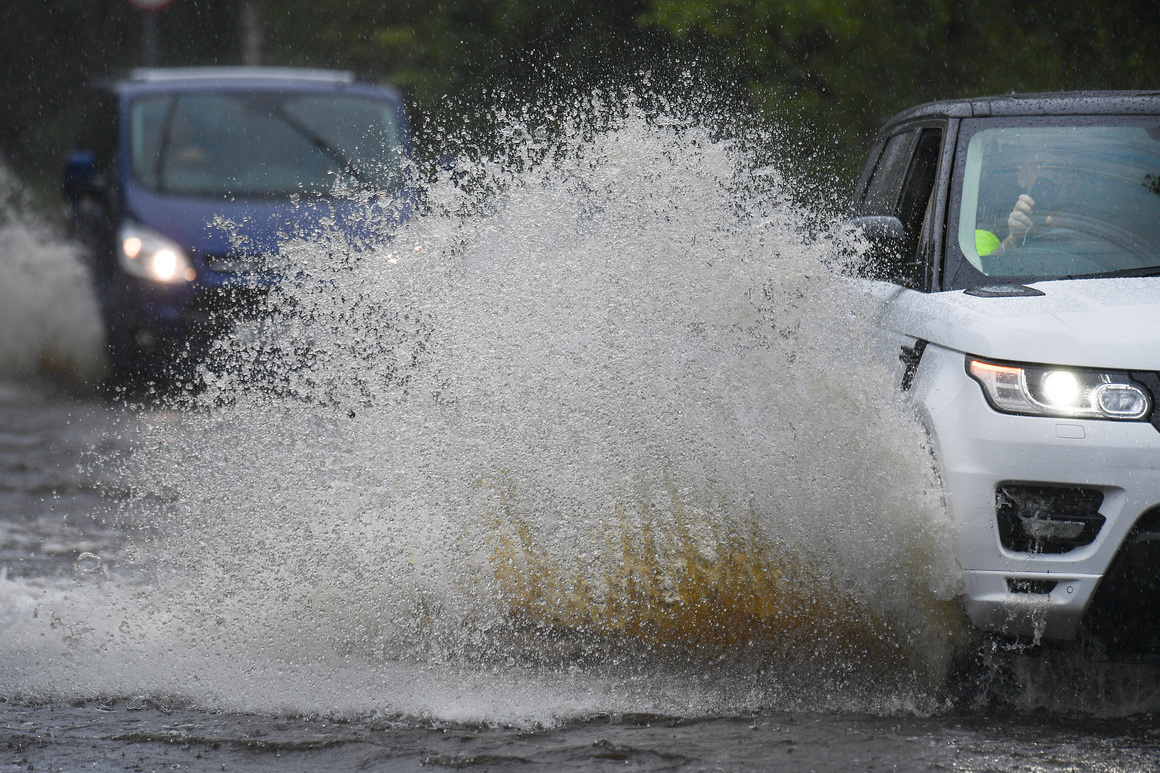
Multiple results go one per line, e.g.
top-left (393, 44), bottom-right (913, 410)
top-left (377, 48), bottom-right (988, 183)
top-left (996, 484), bottom-right (1105, 554)
top-left (1019, 515), bottom-right (1088, 542)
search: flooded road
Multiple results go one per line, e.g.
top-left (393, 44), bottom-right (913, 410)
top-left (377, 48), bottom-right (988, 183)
top-left (5, 689), bottom-right (1160, 772)
top-left (2, 387), bottom-right (1159, 771)
top-left (3, 106), bottom-right (1160, 770)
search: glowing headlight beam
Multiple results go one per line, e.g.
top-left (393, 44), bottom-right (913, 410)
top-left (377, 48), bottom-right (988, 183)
top-left (1041, 370), bottom-right (1082, 409)
top-left (116, 223), bottom-right (195, 284)
top-left (967, 357), bottom-right (1151, 421)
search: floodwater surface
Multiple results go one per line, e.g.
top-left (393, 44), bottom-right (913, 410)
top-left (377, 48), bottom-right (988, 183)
top-left (1, 106), bottom-right (1159, 771)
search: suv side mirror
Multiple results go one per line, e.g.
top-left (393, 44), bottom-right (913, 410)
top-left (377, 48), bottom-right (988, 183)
top-left (62, 151), bottom-right (97, 205)
top-left (834, 215), bottom-right (907, 281)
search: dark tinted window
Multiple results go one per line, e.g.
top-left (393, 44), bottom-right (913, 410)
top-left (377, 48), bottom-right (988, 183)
top-left (891, 128), bottom-right (942, 288)
top-left (861, 130), bottom-right (916, 216)
top-left (857, 127), bottom-right (942, 289)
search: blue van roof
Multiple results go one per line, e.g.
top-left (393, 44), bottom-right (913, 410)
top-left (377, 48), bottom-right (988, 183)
top-left (104, 66), bottom-right (404, 105)
top-left (127, 67), bottom-right (357, 85)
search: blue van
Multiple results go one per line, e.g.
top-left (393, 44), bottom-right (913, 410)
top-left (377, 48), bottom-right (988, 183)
top-left (62, 67), bottom-right (415, 383)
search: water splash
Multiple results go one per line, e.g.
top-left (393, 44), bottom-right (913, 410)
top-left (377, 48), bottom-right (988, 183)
top-left (2, 98), bottom-right (971, 720)
top-left (136, 100), bottom-right (961, 709)
top-left (0, 167), bottom-right (106, 383)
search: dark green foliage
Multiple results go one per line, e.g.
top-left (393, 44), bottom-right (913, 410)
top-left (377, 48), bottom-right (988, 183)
top-left (2, 0), bottom-right (1157, 209)
top-left (0, 0), bottom-right (239, 207)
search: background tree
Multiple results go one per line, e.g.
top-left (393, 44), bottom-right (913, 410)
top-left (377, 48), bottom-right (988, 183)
top-left (2, 0), bottom-right (1157, 211)
top-left (642, 0), bottom-right (1160, 181)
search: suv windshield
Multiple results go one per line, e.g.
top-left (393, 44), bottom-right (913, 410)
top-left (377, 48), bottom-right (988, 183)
top-left (947, 119), bottom-right (1160, 287)
top-left (130, 91), bottom-right (404, 198)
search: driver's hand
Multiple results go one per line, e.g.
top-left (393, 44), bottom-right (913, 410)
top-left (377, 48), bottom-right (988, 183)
top-left (1007, 193), bottom-right (1036, 241)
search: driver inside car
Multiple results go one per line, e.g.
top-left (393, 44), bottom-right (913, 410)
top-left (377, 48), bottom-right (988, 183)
top-left (976, 158), bottom-right (1066, 256)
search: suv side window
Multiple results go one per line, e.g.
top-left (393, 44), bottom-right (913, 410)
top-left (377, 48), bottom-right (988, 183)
top-left (860, 130), bottom-right (916, 216)
top-left (891, 127), bottom-right (943, 289)
top-left (855, 126), bottom-right (943, 289)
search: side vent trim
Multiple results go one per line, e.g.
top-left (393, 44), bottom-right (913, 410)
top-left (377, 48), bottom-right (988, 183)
top-left (899, 339), bottom-right (928, 391)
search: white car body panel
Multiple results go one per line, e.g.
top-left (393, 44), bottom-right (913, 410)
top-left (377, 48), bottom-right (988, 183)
top-left (881, 278), bottom-right (1160, 370)
top-left (864, 277), bottom-right (1160, 641)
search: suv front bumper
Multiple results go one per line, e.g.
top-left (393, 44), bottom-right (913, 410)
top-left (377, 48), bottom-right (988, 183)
top-left (913, 343), bottom-right (1160, 641)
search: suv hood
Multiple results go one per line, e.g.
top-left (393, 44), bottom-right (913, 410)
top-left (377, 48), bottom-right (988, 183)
top-left (880, 277), bottom-right (1160, 370)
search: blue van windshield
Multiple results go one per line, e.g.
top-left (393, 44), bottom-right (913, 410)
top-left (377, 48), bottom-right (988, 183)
top-left (130, 92), bottom-right (405, 197)
top-left (953, 122), bottom-right (1160, 282)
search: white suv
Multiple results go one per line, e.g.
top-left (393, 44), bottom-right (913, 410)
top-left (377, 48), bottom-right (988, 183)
top-left (847, 92), bottom-right (1160, 658)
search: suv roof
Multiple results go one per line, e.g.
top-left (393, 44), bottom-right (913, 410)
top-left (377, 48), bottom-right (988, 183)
top-left (883, 90), bottom-right (1160, 129)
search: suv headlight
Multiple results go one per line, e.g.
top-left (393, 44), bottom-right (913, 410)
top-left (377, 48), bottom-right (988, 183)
top-left (967, 357), bottom-right (1152, 421)
top-left (117, 223), bottom-right (196, 284)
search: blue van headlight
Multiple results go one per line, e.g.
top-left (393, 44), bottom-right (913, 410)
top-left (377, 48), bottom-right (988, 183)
top-left (117, 223), bottom-right (196, 284)
top-left (967, 357), bottom-right (1152, 420)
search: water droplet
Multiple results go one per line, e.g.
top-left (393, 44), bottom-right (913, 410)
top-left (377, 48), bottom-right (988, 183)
top-left (75, 552), bottom-right (102, 574)
top-left (126, 696), bottom-right (150, 711)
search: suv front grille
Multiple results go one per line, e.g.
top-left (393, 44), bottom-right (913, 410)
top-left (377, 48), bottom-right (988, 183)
top-left (1135, 372), bottom-right (1160, 433)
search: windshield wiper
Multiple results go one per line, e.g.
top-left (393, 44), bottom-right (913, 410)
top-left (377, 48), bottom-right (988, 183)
top-left (273, 106), bottom-right (374, 188)
top-left (1063, 265), bottom-right (1160, 280)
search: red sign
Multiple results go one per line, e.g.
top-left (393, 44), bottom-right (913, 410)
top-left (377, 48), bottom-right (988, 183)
top-left (128, 0), bottom-right (175, 10)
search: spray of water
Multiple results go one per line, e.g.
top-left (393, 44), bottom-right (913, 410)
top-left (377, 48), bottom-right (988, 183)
top-left (0, 167), bottom-right (105, 384)
top-left (2, 98), bottom-right (979, 721)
